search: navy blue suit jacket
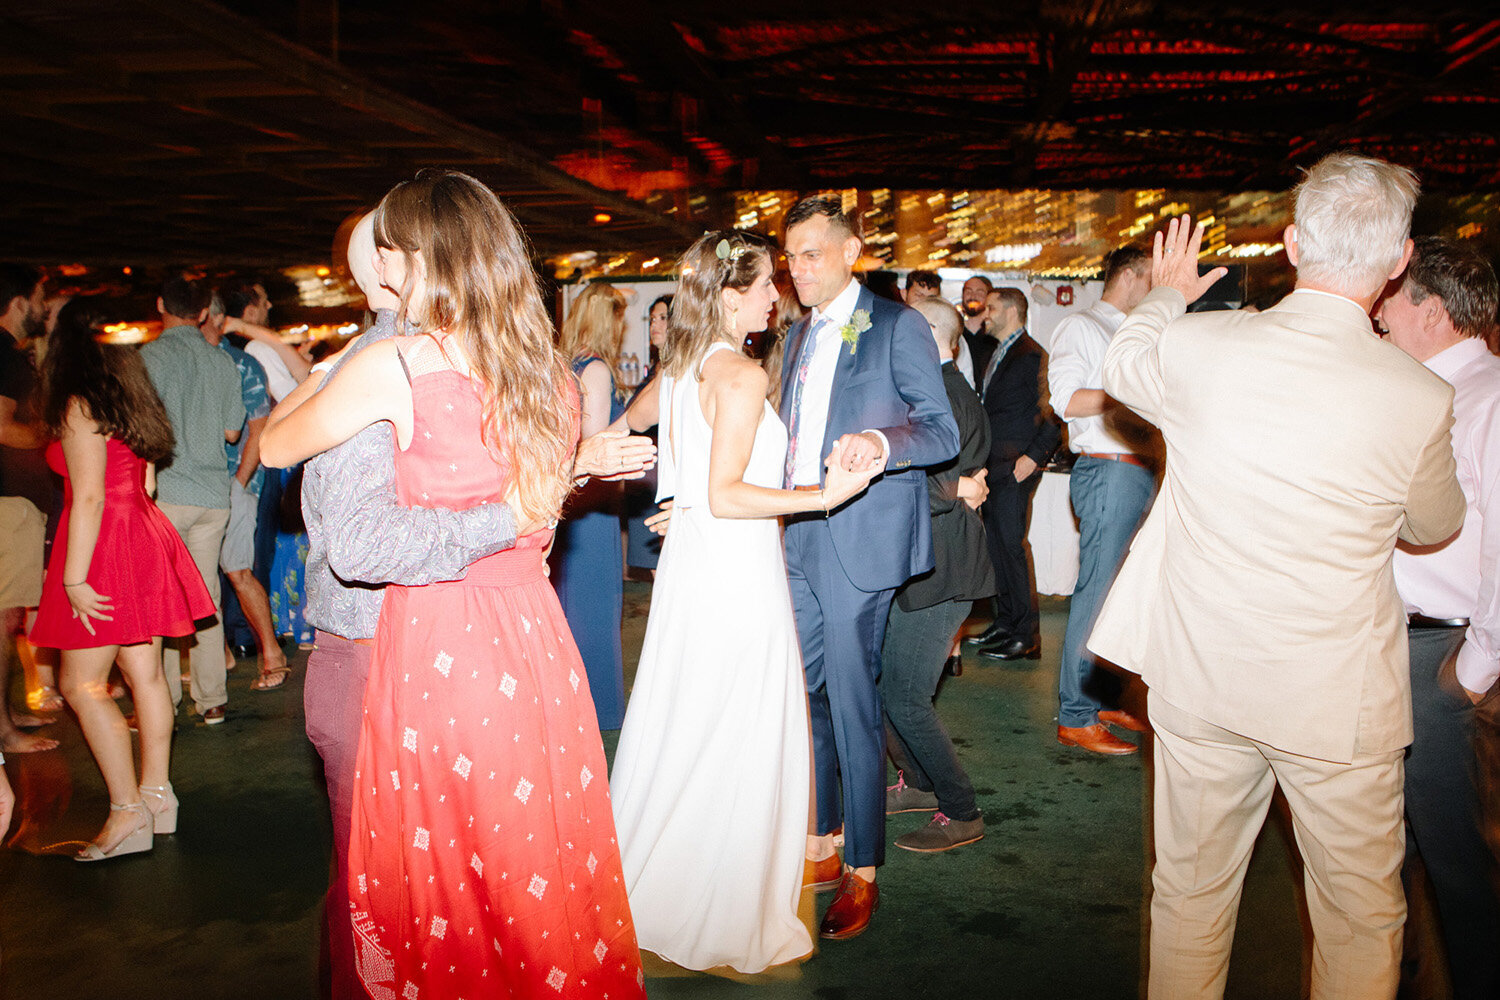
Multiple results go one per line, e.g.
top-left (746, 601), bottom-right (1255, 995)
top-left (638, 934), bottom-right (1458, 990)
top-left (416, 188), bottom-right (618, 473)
top-left (778, 284), bottom-right (960, 592)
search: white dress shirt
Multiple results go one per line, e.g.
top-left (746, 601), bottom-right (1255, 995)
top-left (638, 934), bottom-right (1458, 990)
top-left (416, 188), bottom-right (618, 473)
top-left (245, 340), bottom-right (299, 403)
top-left (1394, 335), bottom-right (1500, 696)
top-left (789, 278), bottom-right (862, 486)
top-left (955, 336), bottom-right (975, 389)
top-left (1047, 299), bottom-right (1136, 455)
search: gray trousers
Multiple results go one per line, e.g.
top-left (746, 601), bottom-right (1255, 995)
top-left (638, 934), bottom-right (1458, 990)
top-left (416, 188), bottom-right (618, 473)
top-left (1403, 625), bottom-right (1500, 1000)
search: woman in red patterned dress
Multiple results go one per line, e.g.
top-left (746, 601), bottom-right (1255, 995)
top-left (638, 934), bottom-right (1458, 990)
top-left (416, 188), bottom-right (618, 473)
top-left (30, 299), bottom-right (214, 860)
top-left (262, 170), bottom-right (645, 999)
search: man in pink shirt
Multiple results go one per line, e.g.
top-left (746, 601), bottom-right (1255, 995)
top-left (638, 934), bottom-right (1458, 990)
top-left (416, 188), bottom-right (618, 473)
top-left (1381, 236), bottom-right (1500, 1000)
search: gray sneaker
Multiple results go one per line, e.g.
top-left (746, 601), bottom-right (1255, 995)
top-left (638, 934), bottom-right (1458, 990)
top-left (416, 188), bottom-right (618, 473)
top-left (885, 772), bottom-right (940, 815)
top-left (894, 812), bottom-right (985, 853)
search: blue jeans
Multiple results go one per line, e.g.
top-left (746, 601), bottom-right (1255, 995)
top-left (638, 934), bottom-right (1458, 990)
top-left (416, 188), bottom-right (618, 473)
top-left (881, 598), bottom-right (979, 821)
top-left (1058, 456), bottom-right (1153, 728)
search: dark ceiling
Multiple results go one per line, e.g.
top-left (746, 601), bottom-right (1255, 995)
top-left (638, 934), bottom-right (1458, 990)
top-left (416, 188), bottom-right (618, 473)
top-left (4, 1), bottom-right (1499, 266)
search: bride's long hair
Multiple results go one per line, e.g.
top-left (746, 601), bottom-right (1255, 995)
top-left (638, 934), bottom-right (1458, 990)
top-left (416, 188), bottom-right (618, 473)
top-left (373, 169), bottom-right (576, 521)
top-left (662, 229), bottom-right (774, 380)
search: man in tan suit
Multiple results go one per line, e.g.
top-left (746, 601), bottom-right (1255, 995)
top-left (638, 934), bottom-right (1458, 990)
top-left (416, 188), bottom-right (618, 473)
top-left (1089, 153), bottom-right (1467, 1000)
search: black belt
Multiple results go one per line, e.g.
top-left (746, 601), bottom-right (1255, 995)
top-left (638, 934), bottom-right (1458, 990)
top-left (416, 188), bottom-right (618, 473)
top-left (1408, 613), bottom-right (1469, 630)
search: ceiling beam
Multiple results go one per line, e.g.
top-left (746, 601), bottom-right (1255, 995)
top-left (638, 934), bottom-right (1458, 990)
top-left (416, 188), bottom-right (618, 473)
top-left (133, 0), bottom-right (697, 241)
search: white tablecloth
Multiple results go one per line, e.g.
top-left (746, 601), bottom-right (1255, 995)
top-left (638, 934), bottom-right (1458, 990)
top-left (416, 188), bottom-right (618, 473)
top-left (1029, 470), bottom-right (1079, 596)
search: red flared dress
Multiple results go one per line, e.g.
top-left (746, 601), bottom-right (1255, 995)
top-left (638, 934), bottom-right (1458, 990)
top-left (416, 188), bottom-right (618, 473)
top-left (347, 367), bottom-right (645, 1000)
top-left (30, 439), bottom-right (214, 649)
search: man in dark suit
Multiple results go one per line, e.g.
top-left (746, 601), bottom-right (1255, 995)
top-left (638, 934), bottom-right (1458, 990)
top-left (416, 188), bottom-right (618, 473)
top-left (972, 287), bottom-right (1060, 660)
top-left (779, 195), bottom-right (959, 939)
top-left (881, 298), bottom-right (994, 853)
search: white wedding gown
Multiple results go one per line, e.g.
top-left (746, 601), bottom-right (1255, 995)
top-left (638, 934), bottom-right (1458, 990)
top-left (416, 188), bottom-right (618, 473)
top-left (610, 343), bottom-right (814, 973)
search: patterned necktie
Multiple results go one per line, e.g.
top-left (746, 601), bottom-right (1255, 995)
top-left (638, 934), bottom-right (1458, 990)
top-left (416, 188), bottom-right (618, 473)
top-left (783, 316), bottom-right (827, 487)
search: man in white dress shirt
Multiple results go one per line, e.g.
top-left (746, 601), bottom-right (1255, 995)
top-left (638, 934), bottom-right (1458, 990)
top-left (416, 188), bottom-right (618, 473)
top-left (1380, 235), bottom-right (1500, 1000)
top-left (1046, 246), bottom-right (1153, 755)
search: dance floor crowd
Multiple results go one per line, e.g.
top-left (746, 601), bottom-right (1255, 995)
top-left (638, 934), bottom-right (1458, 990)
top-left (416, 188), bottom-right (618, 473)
top-left (3, 152), bottom-right (1500, 1000)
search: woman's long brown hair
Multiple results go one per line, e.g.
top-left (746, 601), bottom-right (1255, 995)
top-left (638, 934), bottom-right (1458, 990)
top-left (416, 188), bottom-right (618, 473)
top-left (373, 169), bottom-right (576, 520)
top-left (662, 230), bottom-right (774, 381)
top-left (40, 298), bottom-right (175, 463)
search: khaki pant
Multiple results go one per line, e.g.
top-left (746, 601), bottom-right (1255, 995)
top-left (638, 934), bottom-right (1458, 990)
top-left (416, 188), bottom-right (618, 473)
top-left (1147, 692), bottom-right (1405, 1000)
top-left (156, 502), bottom-right (230, 715)
top-left (0, 497), bottom-right (45, 609)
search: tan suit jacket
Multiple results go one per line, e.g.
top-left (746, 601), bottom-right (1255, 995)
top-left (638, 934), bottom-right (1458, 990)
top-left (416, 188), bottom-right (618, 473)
top-left (1088, 287), bottom-right (1466, 763)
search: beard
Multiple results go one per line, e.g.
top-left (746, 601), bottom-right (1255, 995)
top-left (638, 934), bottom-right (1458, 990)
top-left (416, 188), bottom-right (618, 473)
top-left (961, 299), bottom-right (984, 317)
top-left (22, 309), bottom-right (46, 340)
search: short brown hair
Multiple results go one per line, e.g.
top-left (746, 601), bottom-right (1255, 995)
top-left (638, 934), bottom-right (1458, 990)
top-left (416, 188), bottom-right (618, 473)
top-left (784, 195), bottom-right (861, 242)
top-left (1403, 236), bottom-right (1499, 341)
top-left (905, 270), bottom-right (941, 294)
top-left (990, 286), bottom-right (1029, 326)
top-left (1102, 246), bottom-right (1149, 290)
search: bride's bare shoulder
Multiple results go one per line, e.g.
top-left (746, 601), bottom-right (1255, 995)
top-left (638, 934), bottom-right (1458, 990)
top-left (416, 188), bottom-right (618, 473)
top-left (699, 347), bottom-right (767, 396)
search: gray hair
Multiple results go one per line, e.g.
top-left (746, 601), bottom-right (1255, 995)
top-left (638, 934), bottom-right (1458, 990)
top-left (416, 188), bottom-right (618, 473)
top-left (1293, 153), bottom-right (1419, 298)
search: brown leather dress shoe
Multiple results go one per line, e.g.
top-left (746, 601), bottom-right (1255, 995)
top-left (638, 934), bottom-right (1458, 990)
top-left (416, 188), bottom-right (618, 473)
top-left (819, 870), bottom-right (879, 940)
top-left (1099, 709), bottom-right (1148, 732)
top-left (803, 854), bottom-right (842, 892)
top-left (1057, 723), bottom-right (1138, 755)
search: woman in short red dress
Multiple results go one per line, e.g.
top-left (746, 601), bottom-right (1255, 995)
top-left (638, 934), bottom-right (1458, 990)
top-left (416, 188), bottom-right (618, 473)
top-left (262, 170), bottom-right (645, 999)
top-left (30, 299), bottom-right (214, 860)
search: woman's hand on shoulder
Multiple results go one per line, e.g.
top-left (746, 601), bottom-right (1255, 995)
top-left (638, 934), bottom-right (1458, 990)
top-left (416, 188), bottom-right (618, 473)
top-left (262, 336), bottom-right (410, 468)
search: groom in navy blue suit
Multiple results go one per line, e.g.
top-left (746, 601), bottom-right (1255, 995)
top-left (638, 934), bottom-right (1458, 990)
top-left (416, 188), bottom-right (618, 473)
top-left (778, 196), bottom-right (959, 939)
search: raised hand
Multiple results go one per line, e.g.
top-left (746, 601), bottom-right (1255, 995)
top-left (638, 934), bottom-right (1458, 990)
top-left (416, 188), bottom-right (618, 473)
top-left (1152, 214), bottom-right (1230, 307)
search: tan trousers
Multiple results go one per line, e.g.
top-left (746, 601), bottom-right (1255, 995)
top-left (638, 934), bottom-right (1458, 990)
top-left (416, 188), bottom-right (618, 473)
top-left (1147, 693), bottom-right (1405, 1000)
top-left (156, 502), bottom-right (230, 715)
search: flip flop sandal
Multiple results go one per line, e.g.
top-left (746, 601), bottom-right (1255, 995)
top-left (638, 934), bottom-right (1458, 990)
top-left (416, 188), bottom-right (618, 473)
top-left (26, 685), bottom-right (65, 713)
top-left (250, 666), bottom-right (292, 692)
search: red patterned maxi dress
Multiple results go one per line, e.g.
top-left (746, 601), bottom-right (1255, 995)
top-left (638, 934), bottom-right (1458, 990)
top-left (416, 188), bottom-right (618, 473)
top-left (347, 363), bottom-right (645, 1000)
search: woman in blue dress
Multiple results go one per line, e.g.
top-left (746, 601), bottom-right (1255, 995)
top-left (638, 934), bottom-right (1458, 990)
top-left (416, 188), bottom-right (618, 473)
top-left (623, 294), bottom-right (671, 576)
top-left (549, 283), bottom-right (628, 729)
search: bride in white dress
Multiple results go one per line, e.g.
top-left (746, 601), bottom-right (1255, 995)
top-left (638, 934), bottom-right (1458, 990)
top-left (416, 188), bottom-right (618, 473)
top-left (608, 230), bottom-right (881, 973)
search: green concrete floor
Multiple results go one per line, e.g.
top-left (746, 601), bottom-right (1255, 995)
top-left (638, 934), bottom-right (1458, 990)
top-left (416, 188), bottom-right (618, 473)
top-left (1, 590), bottom-right (1310, 1000)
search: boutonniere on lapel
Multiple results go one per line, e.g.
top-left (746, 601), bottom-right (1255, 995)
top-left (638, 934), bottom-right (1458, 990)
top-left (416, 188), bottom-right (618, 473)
top-left (838, 310), bottom-right (872, 355)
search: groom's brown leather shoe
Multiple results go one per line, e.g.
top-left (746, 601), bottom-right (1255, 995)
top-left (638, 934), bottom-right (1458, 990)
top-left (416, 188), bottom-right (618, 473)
top-left (803, 854), bottom-right (842, 892)
top-left (819, 870), bottom-right (879, 940)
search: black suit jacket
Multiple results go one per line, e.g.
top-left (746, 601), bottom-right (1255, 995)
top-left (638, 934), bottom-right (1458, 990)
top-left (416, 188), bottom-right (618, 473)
top-left (980, 332), bottom-right (1061, 473)
top-left (898, 362), bottom-right (997, 612)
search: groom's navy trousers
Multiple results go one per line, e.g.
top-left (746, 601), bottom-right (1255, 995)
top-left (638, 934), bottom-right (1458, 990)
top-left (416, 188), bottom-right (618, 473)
top-left (785, 516), bottom-right (896, 869)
